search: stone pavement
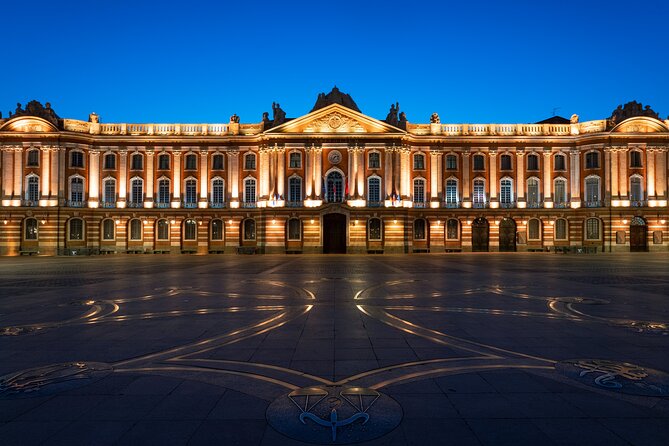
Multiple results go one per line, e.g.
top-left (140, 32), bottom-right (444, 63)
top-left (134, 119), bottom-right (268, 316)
top-left (1, 253), bottom-right (668, 445)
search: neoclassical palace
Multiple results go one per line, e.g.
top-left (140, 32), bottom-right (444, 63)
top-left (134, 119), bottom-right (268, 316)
top-left (0, 89), bottom-right (667, 255)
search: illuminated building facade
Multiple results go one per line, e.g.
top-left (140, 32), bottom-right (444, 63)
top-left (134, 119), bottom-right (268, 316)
top-left (0, 90), bottom-right (667, 255)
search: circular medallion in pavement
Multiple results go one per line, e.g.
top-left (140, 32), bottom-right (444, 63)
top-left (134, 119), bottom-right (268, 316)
top-left (556, 359), bottom-right (669, 397)
top-left (0, 362), bottom-right (112, 399)
top-left (266, 385), bottom-right (402, 444)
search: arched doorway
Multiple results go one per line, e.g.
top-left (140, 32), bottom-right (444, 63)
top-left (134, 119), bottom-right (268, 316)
top-left (323, 213), bottom-right (347, 253)
top-left (499, 218), bottom-right (516, 252)
top-left (471, 217), bottom-right (489, 252)
top-left (326, 171), bottom-right (344, 203)
top-left (630, 216), bottom-right (648, 252)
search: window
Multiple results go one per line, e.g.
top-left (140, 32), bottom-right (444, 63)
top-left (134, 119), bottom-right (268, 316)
top-left (527, 154), bottom-right (539, 171)
top-left (158, 154), bottom-right (170, 170)
top-left (131, 153), bottom-right (143, 170)
top-left (69, 218), bottom-right (84, 240)
top-left (445, 179), bottom-right (458, 205)
top-left (102, 219), bottom-right (114, 240)
top-left (211, 219), bottom-right (224, 240)
top-left (287, 219), bottom-right (301, 241)
top-left (212, 154), bottom-right (225, 170)
top-left (244, 153), bottom-right (256, 170)
top-left (367, 177), bottom-right (381, 203)
top-left (368, 152), bottom-right (381, 169)
top-left (129, 219), bottom-right (142, 241)
top-left (473, 154), bottom-right (485, 171)
top-left (243, 219), bottom-right (256, 240)
top-left (183, 219), bottom-right (197, 240)
top-left (500, 178), bottom-right (513, 205)
top-left (413, 219), bottom-right (426, 240)
top-left (131, 178), bottom-right (143, 204)
top-left (586, 218), bottom-right (601, 240)
top-left (104, 153), bottom-right (116, 170)
top-left (413, 153), bottom-right (425, 170)
top-left (585, 176), bottom-right (600, 203)
top-left (289, 152), bottom-right (301, 169)
top-left (500, 154), bottom-right (512, 171)
top-left (527, 177), bottom-right (540, 206)
top-left (473, 179), bottom-right (485, 205)
top-left (326, 172), bottom-right (344, 203)
top-left (585, 152), bottom-right (599, 169)
top-left (555, 219), bottom-right (567, 240)
top-left (211, 178), bottom-right (225, 204)
top-left (528, 219), bottom-right (540, 240)
top-left (157, 179), bottom-right (170, 205)
top-left (630, 151), bottom-right (642, 168)
top-left (445, 154), bottom-right (457, 170)
top-left (184, 179), bottom-right (197, 205)
top-left (157, 219), bottom-right (169, 240)
top-left (24, 218), bottom-right (38, 240)
top-left (244, 178), bottom-right (256, 204)
top-left (630, 176), bottom-right (644, 202)
top-left (554, 178), bottom-right (567, 205)
top-left (368, 218), bottom-right (382, 241)
top-left (71, 151), bottom-right (84, 168)
top-left (185, 154), bottom-right (197, 170)
top-left (27, 150), bottom-right (40, 167)
top-left (103, 178), bottom-right (116, 204)
top-left (70, 177), bottom-right (84, 203)
top-left (413, 178), bottom-right (425, 203)
top-left (26, 176), bottom-right (39, 202)
top-left (288, 176), bottom-right (302, 203)
top-left (446, 219), bottom-right (459, 240)
top-left (554, 154), bottom-right (566, 171)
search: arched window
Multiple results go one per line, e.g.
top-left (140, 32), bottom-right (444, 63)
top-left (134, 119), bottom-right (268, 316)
top-left (527, 154), bottom-right (539, 171)
top-left (367, 176), bottom-right (381, 204)
top-left (212, 154), bottom-right (225, 170)
top-left (326, 171), bottom-right (344, 203)
top-left (211, 219), bottom-right (224, 240)
top-left (413, 178), bottom-right (426, 204)
top-left (27, 149), bottom-right (40, 167)
top-left (368, 218), bottom-right (382, 241)
top-left (585, 151), bottom-right (599, 169)
top-left (473, 178), bottom-right (485, 206)
top-left (185, 154), bottom-right (197, 170)
top-left (368, 152), bottom-right (381, 169)
top-left (24, 218), bottom-right (38, 240)
top-left (287, 218), bottom-right (301, 241)
top-left (446, 219), bottom-right (459, 240)
top-left (445, 178), bottom-right (458, 206)
top-left (445, 154), bottom-right (457, 170)
top-left (70, 150), bottom-right (84, 168)
top-left (156, 219), bottom-right (169, 241)
top-left (585, 218), bottom-right (601, 240)
top-left (630, 150), bottom-right (643, 168)
top-left (500, 178), bottom-right (513, 206)
top-left (553, 177), bottom-right (567, 206)
top-left (243, 177), bottom-right (257, 205)
top-left (500, 154), bottom-right (512, 171)
top-left (630, 176), bottom-right (644, 203)
top-left (184, 178), bottom-right (197, 206)
top-left (244, 153), bottom-right (256, 170)
top-left (243, 219), bottom-right (256, 240)
top-left (528, 219), bottom-right (541, 240)
top-left (473, 154), bottom-right (485, 171)
top-left (68, 218), bottom-right (84, 240)
top-left (130, 178), bottom-right (144, 205)
top-left (157, 178), bottom-right (170, 206)
top-left (413, 219), bottom-right (427, 240)
top-left (585, 176), bottom-right (600, 206)
top-left (554, 218), bottom-right (568, 240)
top-left (129, 219), bottom-right (142, 241)
top-left (26, 175), bottom-right (39, 202)
top-left (289, 152), bottom-right (301, 169)
top-left (104, 153), bottom-right (116, 170)
top-left (131, 153), bottom-right (143, 170)
top-left (413, 153), bottom-right (425, 170)
top-left (554, 153), bottom-right (566, 171)
top-left (526, 177), bottom-right (540, 207)
top-left (69, 177), bottom-right (84, 204)
top-left (288, 176), bottom-right (302, 204)
top-left (158, 153), bottom-right (170, 170)
top-left (211, 178), bottom-right (225, 206)
top-left (183, 219), bottom-right (197, 241)
top-left (102, 219), bottom-right (115, 240)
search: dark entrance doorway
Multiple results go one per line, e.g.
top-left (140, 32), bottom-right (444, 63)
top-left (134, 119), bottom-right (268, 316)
top-left (471, 217), bottom-right (489, 252)
top-left (630, 216), bottom-right (648, 252)
top-left (499, 218), bottom-right (516, 252)
top-left (323, 213), bottom-right (347, 253)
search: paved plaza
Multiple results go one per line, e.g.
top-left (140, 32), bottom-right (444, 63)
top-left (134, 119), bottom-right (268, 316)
top-left (1, 253), bottom-right (668, 445)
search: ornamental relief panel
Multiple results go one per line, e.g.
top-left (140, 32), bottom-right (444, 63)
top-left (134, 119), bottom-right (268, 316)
top-left (303, 112), bottom-right (365, 133)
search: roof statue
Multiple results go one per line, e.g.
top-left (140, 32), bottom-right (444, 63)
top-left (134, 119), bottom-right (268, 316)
top-left (272, 102), bottom-right (287, 127)
top-left (430, 112), bottom-right (440, 124)
top-left (610, 101), bottom-right (660, 125)
top-left (310, 86), bottom-right (361, 113)
top-left (8, 100), bottom-right (61, 127)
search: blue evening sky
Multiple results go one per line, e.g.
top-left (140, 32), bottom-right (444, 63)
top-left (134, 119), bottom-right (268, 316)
top-left (2, 0), bottom-right (667, 125)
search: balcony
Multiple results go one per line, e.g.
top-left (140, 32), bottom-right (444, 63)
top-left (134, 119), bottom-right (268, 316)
top-left (101, 201), bottom-right (116, 208)
top-left (526, 202), bottom-right (543, 209)
top-left (21, 200), bottom-right (38, 207)
top-left (553, 202), bottom-right (569, 209)
top-left (444, 201), bottom-right (460, 209)
top-left (499, 201), bottom-right (516, 208)
top-left (209, 202), bottom-right (226, 209)
top-left (583, 200), bottom-right (603, 208)
top-left (472, 201), bottom-right (489, 209)
top-left (285, 201), bottom-right (304, 208)
top-left (155, 202), bottom-right (171, 209)
top-left (241, 202), bottom-right (257, 209)
top-left (67, 200), bottom-right (85, 208)
top-left (413, 202), bottom-right (427, 208)
top-left (630, 200), bottom-right (647, 207)
top-left (367, 201), bottom-right (383, 208)
top-left (127, 201), bottom-right (144, 208)
top-left (182, 202), bottom-right (197, 209)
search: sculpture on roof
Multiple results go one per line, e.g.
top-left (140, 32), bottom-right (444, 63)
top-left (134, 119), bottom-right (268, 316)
top-left (430, 112), bottom-right (440, 124)
top-left (310, 86), bottom-right (361, 112)
top-left (610, 101), bottom-right (660, 125)
top-left (8, 100), bottom-right (61, 127)
top-left (229, 113), bottom-right (240, 124)
top-left (272, 102), bottom-right (286, 127)
top-left (570, 114), bottom-right (579, 124)
top-left (385, 102), bottom-right (399, 127)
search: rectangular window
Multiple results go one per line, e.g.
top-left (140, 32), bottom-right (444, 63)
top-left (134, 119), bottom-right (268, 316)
top-left (445, 155), bottom-right (457, 170)
top-left (527, 155), bottom-right (539, 171)
top-left (446, 219), bottom-right (458, 240)
top-left (473, 155), bottom-right (485, 171)
top-left (555, 219), bottom-right (567, 240)
top-left (586, 219), bottom-right (600, 240)
top-left (104, 154), bottom-right (116, 170)
top-left (245, 154), bottom-right (256, 170)
top-left (212, 180), bottom-right (225, 204)
top-left (585, 152), bottom-right (599, 169)
top-left (289, 152), bottom-right (301, 168)
top-left (289, 178), bottom-right (302, 203)
top-left (71, 151), bottom-right (84, 168)
top-left (554, 154), bottom-right (566, 171)
top-left (69, 219), bottom-right (83, 240)
top-left (287, 219), bottom-right (301, 241)
top-left (413, 180), bottom-right (425, 203)
top-left (103, 220), bottom-right (115, 240)
top-left (158, 154), bottom-right (170, 170)
top-left (158, 180), bottom-right (170, 204)
top-left (554, 180), bottom-right (566, 204)
top-left (185, 154), bottom-right (197, 170)
top-left (211, 220), bottom-right (223, 240)
top-left (368, 152), bottom-right (381, 169)
top-left (368, 178), bottom-right (380, 203)
top-left (500, 155), bottom-right (512, 170)
top-left (473, 181), bottom-right (485, 204)
top-left (245, 180), bottom-right (256, 203)
top-left (413, 154), bottom-right (425, 170)
top-left (212, 154), bottom-right (224, 170)
top-left (630, 151), bottom-right (642, 168)
top-left (131, 154), bottom-right (143, 170)
top-left (445, 180), bottom-right (458, 204)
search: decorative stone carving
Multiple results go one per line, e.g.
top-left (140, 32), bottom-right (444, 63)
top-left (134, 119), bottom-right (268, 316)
top-left (570, 114), bottom-right (579, 124)
top-left (229, 114), bottom-right (240, 124)
top-left (303, 112), bottom-right (364, 133)
top-left (430, 112), bottom-right (440, 124)
top-left (610, 101), bottom-right (660, 125)
top-left (311, 86), bottom-right (361, 113)
top-left (8, 100), bottom-right (61, 128)
top-left (88, 113), bottom-right (99, 124)
top-left (272, 102), bottom-right (286, 127)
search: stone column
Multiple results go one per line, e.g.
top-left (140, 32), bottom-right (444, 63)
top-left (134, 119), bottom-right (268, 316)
top-left (227, 151), bottom-right (239, 202)
top-left (304, 146), bottom-right (313, 198)
top-left (489, 151), bottom-right (498, 203)
top-left (655, 148), bottom-right (667, 198)
top-left (88, 150), bottom-right (101, 206)
top-left (50, 147), bottom-right (59, 199)
top-left (618, 150), bottom-right (628, 198)
top-left (515, 150), bottom-right (525, 204)
top-left (1, 148), bottom-right (13, 201)
top-left (436, 152), bottom-right (443, 198)
top-left (570, 149), bottom-right (581, 204)
top-left (13, 146), bottom-right (22, 199)
top-left (543, 149), bottom-right (552, 205)
top-left (58, 147), bottom-right (66, 203)
top-left (430, 151), bottom-right (439, 202)
top-left (357, 148), bottom-right (364, 199)
top-left (647, 147), bottom-right (656, 199)
top-left (277, 147), bottom-right (285, 200)
top-left (259, 147), bottom-right (269, 200)
top-left (41, 146), bottom-right (51, 202)
top-left (604, 148), bottom-right (612, 205)
top-left (347, 147), bottom-right (356, 197)
top-left (314, 147), bottom-right (323, 198)
top-left (199, 150), bottom-right (208, 206)
top-left (401, 147), bottom-right (410, 199)
top-left (118, 149), bottom-right (128, 206)
top-left (384, 146), bottom-right (393, 200)
top-left (172, 151), bottom-right (182, 206)
top-left (143, 150), bottom-right (154, 207)
top-left (462, 150), bottom-right (470, 203)
top-left (610, 147), bottom-right (619, 199)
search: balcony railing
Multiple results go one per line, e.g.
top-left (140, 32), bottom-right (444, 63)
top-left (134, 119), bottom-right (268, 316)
top-left (209, 202), bottom-right (226, 209)
top-left (155, 202), bottom-right (170, 208)
top-left (500, 201), bottom-right (515, 208)
top-left (583, 200), bottom-right (603, 208)
top-left (21, 200), bottom-right (38, 207)
top-left (285, 201), bottom-right (304, 208)
top-left (102, 201), bottom-right (116, 208)
top-left (413, 201), bottom-right (427, 208)
top-left (553, 201), bottom-right (569, 209)
top-left (367, 201), bottom-right (383, 208)
top-left (182, 202), bottom-right (197, 209)
top-left (526, 202), bottom-right (543, 209)
top-left (67, 200), bottom-right (85, 208)
top-left (127, 201), bottom-right (144, 208)
top-left (241, 201), bottom-right (257, 209)
top-left (472, 201), bottom-right (489, 209)
top-left (444, 201), bottom-right (460, 208)
top-left (630, 200), bottom-right (647, 207)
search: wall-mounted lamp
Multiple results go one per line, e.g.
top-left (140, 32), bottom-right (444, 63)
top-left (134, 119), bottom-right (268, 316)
top-left (115, 219), bottom-right (121, 225)
top-left (310, 218), bottom-right (314, 224)
top-left (354, 219), bottom-right (359, 225)
top-left (170, 219), bottom-right (176, 225)
top-left (622, 219), bottom-right (628, 225)
top-left (2, 220), bottom-right (7, 225)
top-left (40, 219), bottom-right (47, 225)
top-left (228, 219), bottom-right (233, 225)
top-left (661, 219), bottom-right (666, 224)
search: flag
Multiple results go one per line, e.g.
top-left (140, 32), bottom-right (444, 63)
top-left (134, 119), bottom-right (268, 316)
top-left (345, 180), bottom-right (349, 198)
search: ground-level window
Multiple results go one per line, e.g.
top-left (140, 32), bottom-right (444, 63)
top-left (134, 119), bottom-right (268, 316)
top-left (24, 218), bottom-right (38, 240)
top-left (184, 219), bottom-right (197, 241)
top-left (157, 219), bottom-right (169, 240)
top-left (211, 219), bottom-right (224, 240)
top-left (243, 219), bottom-right (256, 240)
top-left (555, 219), bottom-right (568, 240)
top-left (287, 218), bottom-right (301, 241)
top-left (528, 219), bottom-right (541, 240)
top-left (446, 219), bottom-right (459, 240)
top-left (413, 219), bottom-right (426, 240)
top-left (129, 219), bottom-right (142, 241)
top-left (585, 218), bottom-right (601, 240)
top-left (102, 219), bottom-right (115, 240)
top-left (69, 218), bottom-right (84, 240)
top-left (368, 218), bottom-right (382, 241)
top-left (554, 178), bottom-right (567, 205)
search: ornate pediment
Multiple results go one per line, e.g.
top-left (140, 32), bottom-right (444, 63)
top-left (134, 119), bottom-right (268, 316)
top-left (0, 116), bottom-right (59, 133)
top-left (611, 116), bottom-right (669, 133)
top-left (265, 104), bottom-right (403, 135)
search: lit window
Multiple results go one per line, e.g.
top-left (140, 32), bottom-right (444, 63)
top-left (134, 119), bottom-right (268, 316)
top-left (103, 178), bottom-right (116, 205)
top-left (244, 153), bottom-right (256, 170)
top-left (288, 177), bottom-right (302, 203)
top-left (413, 219), bottom-right (426, 240)
top-left (367, 177), bottom-right (381, 203)
top-left (69, 218), bottom-right (84, 240)
top-left (473, 179), bottom-right (485, 204)
top-left (500, 178), bottom-right (513, 204)
top-left (445, 179), bottom-right (458, 205)
top-left (24, 218), bottom-right (38, 240)
top-left (289, 152), bottom-right (301, 169)
top-left (156, 219), bottom-right (169, 240)
top-left (413, 178), bottom-right (425, 203)
top-left (70, 177), bottom-right (84, 203)
top-left (244, 178), bottom-right (256, 204)
top-left (211, 219), bottom-right (224, 240)
top-left (368, 152), bottom-right (381, 169)
top-left (184, 179), bottom-right (197, 205)
top-left (26, 176), bottom-right (40, 202)
top-left (243, 219), bottom-right (256, 240)
top-left (211, 178), bottom-right (225, 204)
top-left (368, 218), bottom-right (382, 241)
top-left (446, 219), bottom-right (459, 240)
top-left (413, 154), bottom-right (425, 170)
top-left (184, 219), bottom-right (197, 240)
top-left (157, 179), bottom-right (170, 205)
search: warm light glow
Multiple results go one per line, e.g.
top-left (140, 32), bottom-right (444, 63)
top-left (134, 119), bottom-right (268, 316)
top-left (310, 218), bottom-right (314, 224)
top-left (489, 202), bottom-right (499, 209)
top-left (354, 219), bottom-right (359, 225)
top-left (393, 219), bottom-right (397, 224)
top-left (622, 219), bottom-right (628, 224)
top-left (611, 200), bottom-right (621, 207)
top-left (467, 220), bottom-right (472, 225)
top-left (143, 201), bottom-right (153, 209)
top-left (170, 219), bottom-right (176, 225)
top-left (2, 220), bottom-right (7, 225)
top-left (543, 201), bottom-right (553, 209)
top-left (198, 202), bottom-right (208, 209)
top-left (462, 202), bottom-right (472, 209)
top-left (228, 219), bottom-right (233, 225)
top-left (171, 201), bottom-right (181, 209)
top-left (570, 201), bottom-right (581, 209)
top-left (517, 202), bottom-right (527, 209)
top-left (430, 201), bottom-right (440, 209)
top-left (230, 201), bottom-right (240, 209)
top-left (661, 219), bottom-right (666, 224)
top-left (115, 219), bottom-right (121, 225)
top-left (347, 199), bottom-right (366, 207)
top-left (272, 218), bottom-right (276, 224)
top-left (88, 200), bottom-right (100, 209)
top-left (304, 199), bottom-right (323, 207)
top-left (549, 220), bottom-right (554, 225)
top-left (40, 219), bottom-right (46, 225)
top-left (117, 201), bottom-right (126, 209)
top-left (198, 220), bottom-right (203, 225)
top-left (495, 220), bottom-right (500, 226)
